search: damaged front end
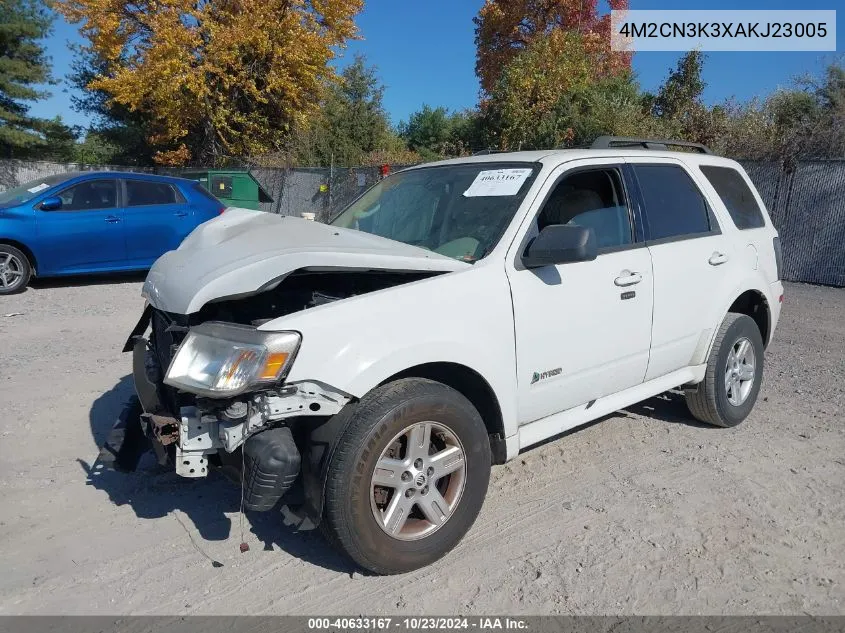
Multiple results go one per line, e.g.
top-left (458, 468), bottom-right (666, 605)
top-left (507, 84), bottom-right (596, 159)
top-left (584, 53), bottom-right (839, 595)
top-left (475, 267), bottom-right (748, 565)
top-left (99, 303), bottom-right (351, 512)
top-left (98, 267), bottom-right (437, 514)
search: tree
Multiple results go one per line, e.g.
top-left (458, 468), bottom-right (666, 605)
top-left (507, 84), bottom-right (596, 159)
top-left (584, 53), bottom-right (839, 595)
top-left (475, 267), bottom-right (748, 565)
top-left (40, 116), bottom-right (80, 161)
top-left (651, 50), bottom-right (706, 120)
top-left (474, 0), bottom-right (630, 95)
top-left (701, 61), bottom-right (845, 162)
top-left (55, 0), bottom-right (363, 165)
top-left (482, 30), bottom-right (633, 150)
top-left (0, 0), bottom-right (55, 158)
top-left (399, 105), bottom-right (480, 159)
top-left (400, 105), bottom-right (451, 159)
top-left (284, 55), bottom-right (409, 167)
top-left (763, 62), bottom-right (845, 160)
top-left (72, 129), bottom-right (122, 164)
top-left (63, 46), bottom-right (157, 164)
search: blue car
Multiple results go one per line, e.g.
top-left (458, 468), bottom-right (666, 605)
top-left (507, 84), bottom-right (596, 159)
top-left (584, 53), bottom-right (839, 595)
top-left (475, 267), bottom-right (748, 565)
top-left (0, 171), bottom-right (226, 294)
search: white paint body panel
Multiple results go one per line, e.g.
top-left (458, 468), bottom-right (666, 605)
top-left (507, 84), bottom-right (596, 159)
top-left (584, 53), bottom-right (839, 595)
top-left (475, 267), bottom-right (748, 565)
top-left (142, 149), bottom-right (783, 462)
top-left (505, 158), bottom-right (655, 423)
top-left (259, 262), bottom-right (520, 432)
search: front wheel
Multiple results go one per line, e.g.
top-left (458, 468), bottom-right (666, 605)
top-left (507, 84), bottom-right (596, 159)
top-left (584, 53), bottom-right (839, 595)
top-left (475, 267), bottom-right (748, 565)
top-left (321, 378), bottom-right (491, 574)
top-left (0, 244), bottom-right (31, 295)
top-left (685, 312), bottom-right (765, 427)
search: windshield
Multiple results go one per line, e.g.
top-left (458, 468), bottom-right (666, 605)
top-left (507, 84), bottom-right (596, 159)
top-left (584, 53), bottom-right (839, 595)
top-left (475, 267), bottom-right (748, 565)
top-left (330, 162), bottom-right (539, 262)
top-left (0, 173), bottom-right (75, 208)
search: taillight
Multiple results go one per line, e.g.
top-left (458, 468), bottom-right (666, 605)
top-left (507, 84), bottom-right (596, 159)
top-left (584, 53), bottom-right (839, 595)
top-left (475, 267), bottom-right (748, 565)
top-left (218, 205), bottom-right (226, 215)
top-left (773, 236), bottom-right (783, 280)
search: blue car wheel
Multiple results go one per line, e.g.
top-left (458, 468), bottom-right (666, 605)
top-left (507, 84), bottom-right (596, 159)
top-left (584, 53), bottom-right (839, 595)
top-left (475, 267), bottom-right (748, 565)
top-left (0, 244), bottom-right (32, 295)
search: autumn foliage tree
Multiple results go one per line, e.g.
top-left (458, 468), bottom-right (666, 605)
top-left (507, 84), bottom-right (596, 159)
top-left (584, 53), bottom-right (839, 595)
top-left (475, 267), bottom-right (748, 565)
top-left (482, 28), bottom-right (636, 150)
top-left (54, 0), bottom-right (363, 165)
top-left (474, 0), bottom-right (630, 95)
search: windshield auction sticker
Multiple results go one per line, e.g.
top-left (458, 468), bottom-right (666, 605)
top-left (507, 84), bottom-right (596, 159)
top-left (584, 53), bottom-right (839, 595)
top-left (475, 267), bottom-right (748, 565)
top-left (463, 168), bottom-right (533, 197)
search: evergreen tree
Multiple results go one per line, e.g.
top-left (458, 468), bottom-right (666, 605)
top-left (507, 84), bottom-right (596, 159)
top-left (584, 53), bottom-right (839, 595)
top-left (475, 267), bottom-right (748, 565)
top-left (0, 0), bottom-right (55, 158)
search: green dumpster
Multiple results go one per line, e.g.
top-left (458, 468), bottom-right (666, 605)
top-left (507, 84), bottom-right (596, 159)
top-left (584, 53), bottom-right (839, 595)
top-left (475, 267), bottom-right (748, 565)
top-left (179, 169), bottom-right (273, 210)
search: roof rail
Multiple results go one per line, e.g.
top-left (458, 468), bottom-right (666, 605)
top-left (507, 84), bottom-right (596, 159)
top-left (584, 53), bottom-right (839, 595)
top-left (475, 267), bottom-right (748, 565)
top-left (590, 136), bottom-right (713, 155)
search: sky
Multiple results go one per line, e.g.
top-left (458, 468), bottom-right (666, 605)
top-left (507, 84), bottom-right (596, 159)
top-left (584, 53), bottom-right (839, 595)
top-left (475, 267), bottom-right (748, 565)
top-left (29, 0), bottom-right (844, 131)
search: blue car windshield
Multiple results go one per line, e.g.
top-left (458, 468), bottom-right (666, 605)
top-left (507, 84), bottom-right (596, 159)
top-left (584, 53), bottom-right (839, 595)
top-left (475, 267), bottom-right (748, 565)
top-left (330, 162), bottom-right (539, 262)
top-left (0, 173), bottom-right (75, 208)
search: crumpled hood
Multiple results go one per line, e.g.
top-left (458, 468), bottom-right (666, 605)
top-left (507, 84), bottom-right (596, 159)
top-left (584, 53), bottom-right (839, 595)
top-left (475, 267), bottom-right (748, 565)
top-left (142, 208), bottom-right (469, 314)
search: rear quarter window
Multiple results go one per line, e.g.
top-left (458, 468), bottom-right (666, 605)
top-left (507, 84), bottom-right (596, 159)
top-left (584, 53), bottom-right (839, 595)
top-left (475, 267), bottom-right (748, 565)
top-left (699, 165), bottom-right (766, 230)
top-left (192, 183), bottom-right (224, 204)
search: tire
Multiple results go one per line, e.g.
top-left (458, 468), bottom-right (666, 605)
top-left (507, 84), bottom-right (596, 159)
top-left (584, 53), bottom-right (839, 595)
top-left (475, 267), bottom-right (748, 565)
top-left (321, 377), bottom-right (492, 574)
top-left (0, 244), bottom-right (32, 295)
top-left (685, 312), bottom-right (765, 427)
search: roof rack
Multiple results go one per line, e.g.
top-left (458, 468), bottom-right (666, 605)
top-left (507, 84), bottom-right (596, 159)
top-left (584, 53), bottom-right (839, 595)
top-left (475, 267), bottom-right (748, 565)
top-left (589, 136), bottom-right (713, 155)
top-left (471, 149), bottom-right (509, 156)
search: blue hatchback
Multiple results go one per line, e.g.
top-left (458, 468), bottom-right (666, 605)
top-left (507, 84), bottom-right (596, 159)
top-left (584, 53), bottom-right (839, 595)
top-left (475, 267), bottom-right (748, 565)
top-left (0, 171), bottom-right (226, 294)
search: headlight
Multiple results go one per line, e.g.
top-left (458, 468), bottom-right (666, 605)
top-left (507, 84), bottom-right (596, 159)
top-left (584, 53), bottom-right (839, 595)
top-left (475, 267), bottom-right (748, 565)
top-left (164, 322), bottom-right (301, 397)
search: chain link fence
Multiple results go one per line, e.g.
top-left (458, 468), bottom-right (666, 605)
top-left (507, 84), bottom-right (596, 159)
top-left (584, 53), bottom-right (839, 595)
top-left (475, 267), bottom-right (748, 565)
top-left (740, 160), bottom-right (845, 287)
top-left (1, 158), bottom-right (843, 286)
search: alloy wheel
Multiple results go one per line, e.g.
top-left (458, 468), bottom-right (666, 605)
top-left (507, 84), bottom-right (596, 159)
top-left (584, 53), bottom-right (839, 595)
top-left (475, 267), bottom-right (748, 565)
top-left (0, 253), bottom-right (24, 290)
top-left (724, 336), bottom-right (756, 406)
top-left (370, 421), bottom-right (467, 541)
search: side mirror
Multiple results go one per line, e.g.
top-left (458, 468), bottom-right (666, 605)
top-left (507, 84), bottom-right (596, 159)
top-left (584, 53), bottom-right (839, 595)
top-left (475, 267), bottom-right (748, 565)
top-left (39, 196), bottom-right (62, 211)
top-left (522, 224), bottom-right (597, 268)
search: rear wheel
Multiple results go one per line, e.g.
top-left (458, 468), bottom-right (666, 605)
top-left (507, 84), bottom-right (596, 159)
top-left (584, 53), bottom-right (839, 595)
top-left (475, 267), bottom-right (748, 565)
top-left (0, 244), bottom-right (31, 295)
top-left (685, 312), bottom-right (764, 427)
top-left (322, 378), bottom-right (491, 574)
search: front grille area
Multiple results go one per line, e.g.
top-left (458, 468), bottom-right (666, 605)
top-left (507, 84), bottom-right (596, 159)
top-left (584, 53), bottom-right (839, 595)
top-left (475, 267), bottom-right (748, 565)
top-left (151, 309), bottom-right (180, 373)
top-left (149, 308), bottom-right (190, 415)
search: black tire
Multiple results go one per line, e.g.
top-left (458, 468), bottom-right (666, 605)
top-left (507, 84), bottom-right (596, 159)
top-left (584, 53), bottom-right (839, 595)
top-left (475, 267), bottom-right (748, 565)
top-left (685, 312), bottom-right (765, 427)
top-left (321, 377), bottom-right (492, 574)
top-left (0, 244), bottom-right (32, 295)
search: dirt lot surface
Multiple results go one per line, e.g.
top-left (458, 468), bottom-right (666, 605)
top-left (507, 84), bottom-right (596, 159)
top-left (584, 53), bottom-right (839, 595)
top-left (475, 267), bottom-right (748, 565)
top-left (0, 278), bottom-right (842, 615)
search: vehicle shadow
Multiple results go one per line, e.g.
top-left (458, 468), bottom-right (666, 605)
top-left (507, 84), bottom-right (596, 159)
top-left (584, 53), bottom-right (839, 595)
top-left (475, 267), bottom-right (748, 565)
top-left (521, 389), bottom-right (711, 455)
top-left (623, 389), bottom-right (713, 429)
top-left (30, 271), bottom-right (147, 290)
top-left (84, 376), bottom-right (355, 573)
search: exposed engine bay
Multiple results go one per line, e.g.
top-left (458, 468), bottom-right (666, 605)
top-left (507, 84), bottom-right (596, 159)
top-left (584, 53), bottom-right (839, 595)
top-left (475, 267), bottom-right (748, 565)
top-left (191, 268), bottom-right (439, 327)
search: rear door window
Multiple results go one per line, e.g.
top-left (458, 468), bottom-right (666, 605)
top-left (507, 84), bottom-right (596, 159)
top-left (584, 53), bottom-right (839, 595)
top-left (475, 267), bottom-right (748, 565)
top-left (125, 180), bottom-right (182, 206)
top-left (193, 183), bottom-right (222, 203)
top-left (633, 164), bottom-right (711, 241)
top-left (699, 165), bottom-right (766, 229)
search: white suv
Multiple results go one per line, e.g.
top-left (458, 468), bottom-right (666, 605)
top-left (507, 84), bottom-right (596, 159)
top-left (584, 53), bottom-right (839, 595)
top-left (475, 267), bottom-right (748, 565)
top-left (107, 137), bottom-right (784, 574)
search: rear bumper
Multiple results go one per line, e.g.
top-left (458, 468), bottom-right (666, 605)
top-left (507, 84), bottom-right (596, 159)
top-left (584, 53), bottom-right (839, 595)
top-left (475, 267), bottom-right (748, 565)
top-left (768, 280), bottom-right (784, 346)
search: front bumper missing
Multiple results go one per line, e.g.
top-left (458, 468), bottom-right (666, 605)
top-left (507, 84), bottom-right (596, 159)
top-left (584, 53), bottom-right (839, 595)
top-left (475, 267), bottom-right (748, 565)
top-left (97, 396), bottom-right (150, 473)
top-left (99, 333), bottom-right (351, 485)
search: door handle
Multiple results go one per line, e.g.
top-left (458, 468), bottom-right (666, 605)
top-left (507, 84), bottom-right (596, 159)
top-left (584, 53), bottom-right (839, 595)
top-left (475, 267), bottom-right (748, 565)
top-left (105, 215), bottom-right (121, 224)
top-left (174, 211), bottom-right (188, 218)
top-left (614, 271), bottom-right (642, 287)
top-left (708, 251), bottom-right (729, 266)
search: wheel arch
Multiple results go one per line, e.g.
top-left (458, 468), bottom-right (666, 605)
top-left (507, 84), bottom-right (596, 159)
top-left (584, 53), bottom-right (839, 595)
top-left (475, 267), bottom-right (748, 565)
top-left (382, 362), bottom-right (507, 464)
top-left (727, 289), bottom-right (771, 347)
top-left (300, 361), bottom-right (508, 526)
top-left (0, 239), bottom-right (37, 275)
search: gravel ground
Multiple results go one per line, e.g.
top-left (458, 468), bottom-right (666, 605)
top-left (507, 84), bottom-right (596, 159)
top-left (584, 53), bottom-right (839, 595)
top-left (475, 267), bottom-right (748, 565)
top-left (0, 278), bottom-right (842, 615)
